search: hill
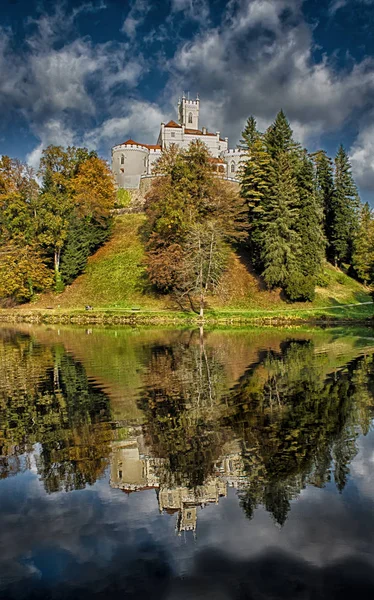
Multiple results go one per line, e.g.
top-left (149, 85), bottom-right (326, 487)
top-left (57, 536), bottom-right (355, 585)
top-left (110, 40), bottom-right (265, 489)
top-left (28, 214), bottom-right (372, 319)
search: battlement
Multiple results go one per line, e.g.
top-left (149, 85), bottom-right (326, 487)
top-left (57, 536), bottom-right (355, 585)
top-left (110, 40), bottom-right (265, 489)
top-left (223, 148), bottom-right (242, 155)
top-left (113, 143), bottom-right (148, 153)
top-left (182, 99), bottom-right (199, 106)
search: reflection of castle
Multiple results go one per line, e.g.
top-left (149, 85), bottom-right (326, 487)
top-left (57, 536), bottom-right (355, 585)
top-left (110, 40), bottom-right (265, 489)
top-left (110, 435), bottom-right (246, 534)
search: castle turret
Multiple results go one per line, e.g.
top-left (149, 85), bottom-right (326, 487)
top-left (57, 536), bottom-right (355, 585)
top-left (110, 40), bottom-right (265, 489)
top-left (178, 94), bottom-right (200, 130)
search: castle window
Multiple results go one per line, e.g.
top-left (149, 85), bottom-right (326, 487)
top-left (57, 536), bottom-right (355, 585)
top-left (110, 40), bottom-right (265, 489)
top-left (188, 112), bottom-right (193, 124)
top-left (121, 154), bottom-right (124, 165)
top-left (171, 131), bottom-right (175, 138)
top-left (118, 470), bottom-right (122, 479)
top-left (186, 512), bottom-right (192, 519)
top-left (231, 162), bottom-right (235, 173)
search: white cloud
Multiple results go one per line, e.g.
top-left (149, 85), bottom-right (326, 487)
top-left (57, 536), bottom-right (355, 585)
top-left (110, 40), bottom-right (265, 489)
top-left (84, 101), bottom-right (166, 149)
top-left (170, 0), bottom-right (210, 22)
top-left (121, 0), bottom-right (150, 39)
top-left (0, 4), bottom-right (146, 169)
top-left (349, 120), bottom-right (374, 191)
top-left (166, 0), bottom-right (374, 169)
top-left (329, 0), bottom-right (374, 14)
top-left (26, 120), bottom-right (76, 170)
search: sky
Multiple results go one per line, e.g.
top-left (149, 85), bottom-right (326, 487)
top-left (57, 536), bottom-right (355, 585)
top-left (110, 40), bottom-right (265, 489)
top-left (1, 0), bottom-right (374, 201)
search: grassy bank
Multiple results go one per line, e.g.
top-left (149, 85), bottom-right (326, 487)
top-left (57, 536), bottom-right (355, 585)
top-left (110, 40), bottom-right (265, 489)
top-left (1, 302), bottom-right (373, 325)
top-left (4, 214), bottom-right (372, 324)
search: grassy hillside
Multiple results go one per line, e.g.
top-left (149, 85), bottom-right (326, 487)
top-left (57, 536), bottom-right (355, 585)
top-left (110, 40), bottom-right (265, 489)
top-left (34, 214), bottom-right (164, 310)
top-left (29, 214), bottom-right (372, 317)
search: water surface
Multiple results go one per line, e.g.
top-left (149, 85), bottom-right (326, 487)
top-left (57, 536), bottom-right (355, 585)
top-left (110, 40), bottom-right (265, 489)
top-left (1, 324), bottom-right (374, 599)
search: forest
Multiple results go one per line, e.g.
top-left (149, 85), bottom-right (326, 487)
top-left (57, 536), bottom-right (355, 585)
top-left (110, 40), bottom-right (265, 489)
top-left (0, 110), bottom-right (373, 308)
top-left (0, 146), bottom-right (116, 303)
top-left (144, 111), bottom-right (374, 312)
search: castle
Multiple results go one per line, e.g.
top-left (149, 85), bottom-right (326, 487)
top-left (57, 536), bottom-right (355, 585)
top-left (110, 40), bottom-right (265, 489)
top-left (110, 434), bottom-right (246, 535)
top-left (111, 94), bottom-right (242, 190)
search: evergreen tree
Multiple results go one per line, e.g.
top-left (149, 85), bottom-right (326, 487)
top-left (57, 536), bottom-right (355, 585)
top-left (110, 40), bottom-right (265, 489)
top-left (311, 150), bottom-right (335, 251)
top-left (331, 145), bottom-right (361, 266)
top-left (264, 110), bottom-right (297, 158)
top-left (286, 153), bottom-right (325, 301)
top-left (238, 116), bottom-right (260, 151)
top-left (261, 152), bottom-right (300, 289)
top-left (352, 203), bottom-right (374, 284)
top-left (240, 136), bottom-right (273, 268)
top-left (60, 216), bottom-right (112, 285)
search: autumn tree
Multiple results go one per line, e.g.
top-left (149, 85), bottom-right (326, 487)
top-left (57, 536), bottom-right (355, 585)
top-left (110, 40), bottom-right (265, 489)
top-left (144, 141), bottom-right (248, 316)
top-left (37, 146), bottom-right (115, 290)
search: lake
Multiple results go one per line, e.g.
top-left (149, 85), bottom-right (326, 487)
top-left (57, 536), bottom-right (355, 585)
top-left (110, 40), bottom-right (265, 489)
top-left (1, 324), bottom-right (374, 599)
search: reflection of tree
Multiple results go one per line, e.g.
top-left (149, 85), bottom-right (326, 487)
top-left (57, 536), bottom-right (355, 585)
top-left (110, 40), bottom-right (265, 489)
top-left (138, 331), bottom-right (230, 488)
top-left (0, 331), bottom-right (112, 491)
top-left (223, 341), bottom-right (374, 525)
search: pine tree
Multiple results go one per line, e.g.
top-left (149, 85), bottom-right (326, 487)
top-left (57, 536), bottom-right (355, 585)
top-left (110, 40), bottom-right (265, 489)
top-left (261, 152), bottom-right (300, 289)
top-left (331, 145), bottom-right (361, 266)
top-left (287, 153), bottom-right (325, 301)
top-left (240, 136), bottom-right (273, 268)
top-left (352, 203), bottom-right (374, 284)
top-left (264, 110), bottom-right (298, 158)
top-left (60, 216), bottom-right (112, 284)
top-left (311, 150), bottom-right (335, 252)
top-left (238, 116), bottom-right (260, 151)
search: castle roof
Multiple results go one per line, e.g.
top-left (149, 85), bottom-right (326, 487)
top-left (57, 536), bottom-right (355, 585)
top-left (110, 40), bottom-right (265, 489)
top-left (120, 139), bottom-right (161, 150)
top-left (123, 138), bottom-right (140, 145)
top-left (164, 120), bottom-right (181, 128)
top-left (209, 157), bottom-right (225, 164)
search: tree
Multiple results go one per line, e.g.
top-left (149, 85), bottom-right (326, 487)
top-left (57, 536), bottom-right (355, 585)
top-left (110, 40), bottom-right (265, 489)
top-left (311, 150), bottom-right (335, 250)
top-left (352, 203), bottom-right (374, 285)
top-left (287, 152), bottom-right (325, 301)
top-left (240, 136), bottom-right (273, 268)
top-left (144, 141), bottom-right (248, 317)
top-left (70, 156), bottom-right (116, 222)
top-left (238, 116), bottom-right (260, 151)
top-left (0, 244), bottom-right (53, 303)
top-left (60, 215), bottom-right (112, 285)
top-left (261, 152), bottom-right (300, 289)
top-left (264, 109), bottom-right (298, 158)
top-left (36, 146), bottom-right (114, 291)
top-left (331, 145), bottom-right (361, 266)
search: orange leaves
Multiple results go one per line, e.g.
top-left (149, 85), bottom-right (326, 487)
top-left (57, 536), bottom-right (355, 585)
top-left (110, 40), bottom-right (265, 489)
top-left (71, 157), bottom-right (116, 221)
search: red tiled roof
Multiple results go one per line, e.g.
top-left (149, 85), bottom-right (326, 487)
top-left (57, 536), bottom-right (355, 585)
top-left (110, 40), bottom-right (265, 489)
top-left (209, 157), bottom-right (225, 164)
top-left (119, 139), bottom-right (161, 150)
top-left (122, 139), bottom-right (141, 145)
top-left (165, 120), bottom-right (181, 128)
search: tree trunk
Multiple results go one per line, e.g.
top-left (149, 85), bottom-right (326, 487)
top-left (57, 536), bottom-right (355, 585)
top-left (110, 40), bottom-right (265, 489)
top-left (200, 295), bottom-right (204, 318)
top-left (54, 249), bottom-right (61, 276)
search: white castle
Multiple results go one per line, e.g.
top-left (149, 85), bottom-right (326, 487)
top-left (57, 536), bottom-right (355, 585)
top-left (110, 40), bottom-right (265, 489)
top-left (111, 94), bottom-right (242, 190)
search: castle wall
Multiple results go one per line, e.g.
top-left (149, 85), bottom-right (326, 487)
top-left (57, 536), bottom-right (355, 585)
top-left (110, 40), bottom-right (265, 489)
top-left (112, 144), bottom-right (148, 189)
top-left (223, 149), bottom-right (242, 177)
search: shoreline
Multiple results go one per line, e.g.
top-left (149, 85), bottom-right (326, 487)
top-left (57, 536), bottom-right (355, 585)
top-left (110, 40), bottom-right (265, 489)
top-left (0, 303), bottom-right (373, 326)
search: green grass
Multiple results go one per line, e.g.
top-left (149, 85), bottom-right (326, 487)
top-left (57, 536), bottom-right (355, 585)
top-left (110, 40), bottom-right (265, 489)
top-left (19, 213), bottom-right (373, 322)
top-left (33, 214), bottom-right (164, 310)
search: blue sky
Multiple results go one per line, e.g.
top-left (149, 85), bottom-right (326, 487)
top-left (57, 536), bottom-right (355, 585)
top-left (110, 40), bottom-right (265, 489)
top-left (1, 0), bottom-right (374, 200)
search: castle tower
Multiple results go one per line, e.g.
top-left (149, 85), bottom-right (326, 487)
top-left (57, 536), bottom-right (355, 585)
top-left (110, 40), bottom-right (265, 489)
top-left (178, 94), bottom-right (200, 130)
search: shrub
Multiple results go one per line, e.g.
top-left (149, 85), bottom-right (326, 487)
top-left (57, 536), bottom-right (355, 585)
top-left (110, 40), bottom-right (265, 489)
top-left (284, 273), bottom-right (316, 302)
top-left (115, 189), bottom-right (132, 208)
top-left (315, 271), bottom-right (330, 288)
top-left (336, 272), bottom-right (347, 285)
